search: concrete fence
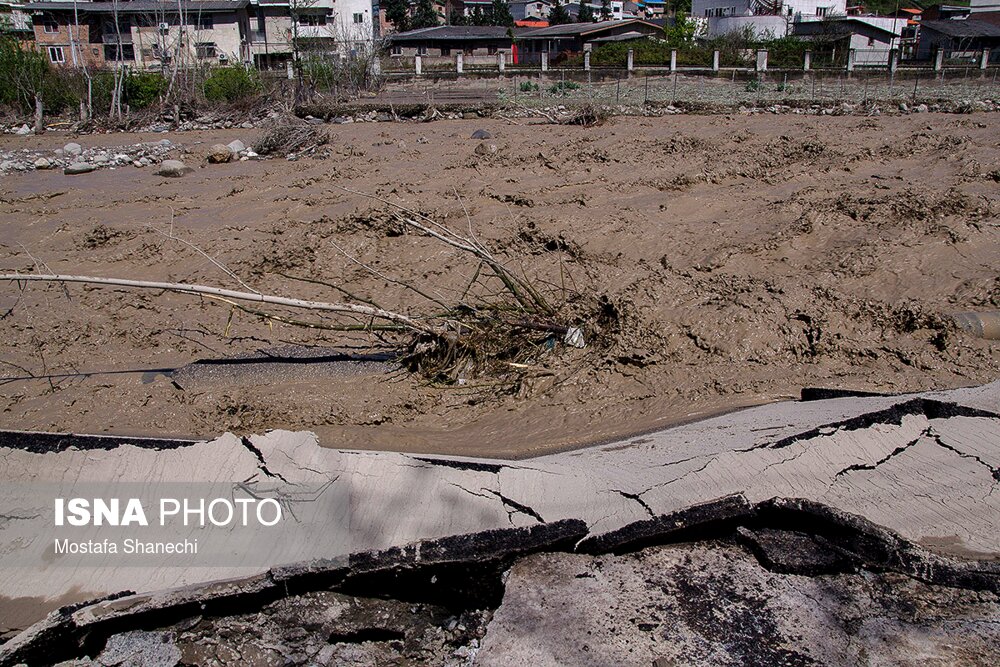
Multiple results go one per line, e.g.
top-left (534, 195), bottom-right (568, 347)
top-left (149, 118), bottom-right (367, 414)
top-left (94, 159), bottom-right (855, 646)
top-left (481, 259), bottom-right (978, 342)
top-left (388, 47), bottom-right (996, 76)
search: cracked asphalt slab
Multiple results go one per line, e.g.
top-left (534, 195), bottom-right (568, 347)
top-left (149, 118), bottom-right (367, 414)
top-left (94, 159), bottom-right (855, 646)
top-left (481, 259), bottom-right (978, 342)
top-left (0, 379), bottom-right (998, 651)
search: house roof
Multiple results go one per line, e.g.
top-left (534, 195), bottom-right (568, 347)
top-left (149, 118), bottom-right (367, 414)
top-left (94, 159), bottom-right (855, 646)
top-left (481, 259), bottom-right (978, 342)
top-left (590, 30), bottom-right (650, 42)
top-left (24, 1), bottom-right (249, 12)
top-left (519, 18), bottom-right (661, 37)
top-left (920, 19), bottom-right (1000, 38)
top-left (390, 25), bottom-right (529, 42)
top-left (793, 17), bottom-right (899, 38)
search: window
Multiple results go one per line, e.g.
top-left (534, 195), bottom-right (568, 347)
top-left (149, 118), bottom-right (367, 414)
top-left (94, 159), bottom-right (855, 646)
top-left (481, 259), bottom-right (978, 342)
top-left (47, 46), bottom-right (64, 63)
top-left (816, 7), bottom-right (829, 17)
top-left (390, 45), bottom-right (402, 55)
top-left (195, 42), bottom-right (217, 58)
top-left (441, 47), bottom-right (451, 56)
top-left (867, 36), bottom-right (875, 47)
top-left (417, 45), bottom-right (428, 55)
top-left (300, 13), bottom-right (326, 26)
top-left (42, 18), bottom-right (58, 34)
top-left (104, 43), bottom-right (135, 61)
top-left (353, 12), bottom-right (364, 23)
top-left (191, 15), bottom-right (214, 30)
top-left (488, 44), bottom-right (497, 55)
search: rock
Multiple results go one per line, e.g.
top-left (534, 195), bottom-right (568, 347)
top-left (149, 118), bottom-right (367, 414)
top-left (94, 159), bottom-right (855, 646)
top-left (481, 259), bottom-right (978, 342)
top-left (155, 160), bottom-right (193, 177)
top-left (240, 121), bottom-right (254, 129)
top-left (915, 104), bottom-right (929, 113)
top-left (33, 158), bottom-right (51, 170)
top-left (63, 162), bottom-right (95, 175)
top-left (474, 142), bottom-right (498, 156)
top-left (244, 150), bottom-right (257, 158)
top-left (92, 154), bottom-right (109, 165)
top-left (133, 161), bottom-right (143, 168)
top-left (63, 142), bottom-right (82, 156)
top-left (0, 160), bottom-right (17, 171)
top-left (97, 630), bottom-right (181, 667)
top-left (139, 157), bottom-right (151, 166)
top-left (226, 139), bottom-right (246, 154)
top-left (463, 112), bottom-right (479, 120)
top-left (375, 113), bottom-right (392, 122)
top-left (15, 124), bottom-right (32, 135)
top-left (158, 139), bottom-right (172, 147)
top-left (206, 144), bottom-right (233, 164)
top-left (471, 129), bottom-right (492, 140)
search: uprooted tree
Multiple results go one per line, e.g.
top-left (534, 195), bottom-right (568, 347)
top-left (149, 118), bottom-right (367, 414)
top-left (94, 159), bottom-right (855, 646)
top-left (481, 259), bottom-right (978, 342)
top-left (1, 190), bottom-right (590, 384)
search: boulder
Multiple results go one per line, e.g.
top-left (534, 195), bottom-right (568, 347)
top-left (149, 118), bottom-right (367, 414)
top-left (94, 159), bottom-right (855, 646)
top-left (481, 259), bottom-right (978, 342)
top-left (474, 142), bottom-right (498, 156)
top-left (206, 144), bottom-right (233, 164)
top-left (33, 158), bottom-right (51, 170)
top-left (471, 129), bottom-right (492, 139)
top-left (63, 142), bottom-right (83, 156)
top-left (64, 162), bottom-right (95, 175)
top-left (15, 124), bottom-right (32, 135)
top-left (226, 139), bottom-right (246, 154)
top-left (155, 160), bottom-right (193, 177)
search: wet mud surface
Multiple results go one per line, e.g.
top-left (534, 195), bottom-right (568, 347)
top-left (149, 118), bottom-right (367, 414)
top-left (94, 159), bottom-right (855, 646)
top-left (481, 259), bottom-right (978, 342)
top-left (1, 114), bottom-right (999, 457)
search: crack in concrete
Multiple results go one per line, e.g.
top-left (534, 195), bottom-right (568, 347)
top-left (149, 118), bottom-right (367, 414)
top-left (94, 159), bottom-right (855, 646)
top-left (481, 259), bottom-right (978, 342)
top-left (926, 428), bottom-right (1000, 482)
top-left (833, 429), bottom-right (931, 480)
top-left (239, 436), bottom-right (291, 484)
top-left (768, 398), bottom-right (998, 451)
top-left (612, 489), bottom-right (656, 519)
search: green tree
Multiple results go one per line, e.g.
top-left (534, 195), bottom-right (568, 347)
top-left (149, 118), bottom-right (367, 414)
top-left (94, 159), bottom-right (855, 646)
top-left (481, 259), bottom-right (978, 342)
top-left (383, 0), bottom-right (411, 32)
top-left (490, 0), bottom-right (514, 26)
top-left (549, 0), bottom-right (572, 25)
top-left (450, 9), bottom-right (467, 25)
top-left (411, 0), bottom-right (441, 29)
top-left (599, 0), bottom-right (612, 20)
top-left (664, 11), bottom-right (697, 45)
top-left (578, 3), bottom-right (596, 22)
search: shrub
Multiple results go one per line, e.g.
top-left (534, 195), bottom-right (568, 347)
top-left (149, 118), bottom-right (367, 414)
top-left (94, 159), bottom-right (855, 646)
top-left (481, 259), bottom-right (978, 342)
top-left (125, 71), bottom-right (166, 108)
top-left (203, 66), bottom-right (261, 103)
top-left (519, 81), bottom-right (538, 92)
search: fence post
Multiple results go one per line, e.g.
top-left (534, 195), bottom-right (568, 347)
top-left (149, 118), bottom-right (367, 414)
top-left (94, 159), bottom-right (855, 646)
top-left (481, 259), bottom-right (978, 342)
top-left (415, 54), bottom-right (422, 76)
top-left (803, 50), bottom-right (811, 72)
top-left (756, 49), bottom-right (768, 72)
top-left (889, 48), bottom-right (899, 73)
top-left (286, 61), bottom-right (294, 80)
top-left (584, 51), bottom-right (591, 71)
top-left (981, 48), bottom-right (991, 70)
top-left (712, 49), bottom-right (720, 72)
top-left (670, 49), bottom-right (677, 73)
top-left (456, 52), bottom-right (463, 74)
top-left (541, 50), bottom-right (548, 72)
top-left (934, 48), bottom-right (944, 73)
top-left (498, 51), bottom-right (505, 73)
top-left (846, 49), bottom-right (856, 73)
top-left (627, 48), bottom-right (634, 72)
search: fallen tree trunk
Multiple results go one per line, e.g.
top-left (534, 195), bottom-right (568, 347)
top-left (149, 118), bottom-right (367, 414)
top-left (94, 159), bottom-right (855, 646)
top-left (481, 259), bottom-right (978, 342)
top-left (0, 273), bottom-right (435, 335)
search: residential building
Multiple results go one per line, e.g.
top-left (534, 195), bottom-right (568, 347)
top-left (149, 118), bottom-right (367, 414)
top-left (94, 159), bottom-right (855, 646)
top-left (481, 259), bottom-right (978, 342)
top-left (970, 0), bottom-right (1000, 26)
top-left (21, 0), bottom-right (374, 69)
top-left (792, 16), bottom-right (899, 64)
top-left (388, 24), bottom-right (525, 63)
top-left (916, 19), bottom-right (1000, 62)
top-left (693, 0), bottom-right (848, 37)
top-left (516, 18), bottom-right (661, 61)
top-left (511, 0), bottom-right (550, 20)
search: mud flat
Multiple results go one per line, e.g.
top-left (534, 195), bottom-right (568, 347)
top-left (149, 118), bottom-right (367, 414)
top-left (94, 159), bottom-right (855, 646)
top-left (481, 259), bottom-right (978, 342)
top-left (0, 381), bottom-right (998, 664)
top-left (1, 114), bottom-right (1000, 456)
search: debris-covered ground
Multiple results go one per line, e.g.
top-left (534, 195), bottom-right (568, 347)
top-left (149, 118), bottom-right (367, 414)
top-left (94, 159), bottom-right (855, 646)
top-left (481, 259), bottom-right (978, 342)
top-left (1, 113), bottom-right (999, 457)
top-left (11, 535), bottom-right (1000, 667)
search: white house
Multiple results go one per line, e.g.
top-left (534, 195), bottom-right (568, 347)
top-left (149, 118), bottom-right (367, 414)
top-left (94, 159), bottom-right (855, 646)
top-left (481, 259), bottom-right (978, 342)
top-left (692, 0), bottom-right (847, 38)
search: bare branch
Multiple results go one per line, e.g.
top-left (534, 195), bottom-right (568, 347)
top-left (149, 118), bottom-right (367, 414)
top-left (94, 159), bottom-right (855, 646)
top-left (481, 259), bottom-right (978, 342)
top-left (0, 273), bottom-right (437, 335)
